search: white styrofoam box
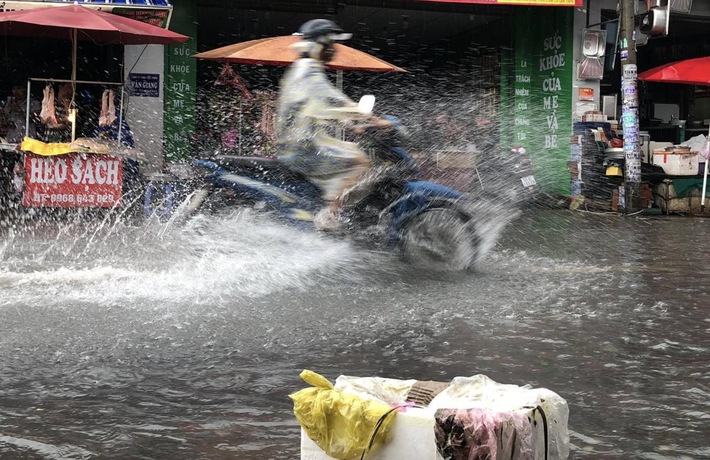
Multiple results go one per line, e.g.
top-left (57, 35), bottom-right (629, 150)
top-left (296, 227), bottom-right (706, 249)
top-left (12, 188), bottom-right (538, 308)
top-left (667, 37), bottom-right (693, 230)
top-left (653, 152), bottom-right (699, 176)
top-left (300, 406), bottom-right (551, 460)
top-left (301, 374), bottom-right (569, 460)
top-left (300, 407), bottom-right (439, 460)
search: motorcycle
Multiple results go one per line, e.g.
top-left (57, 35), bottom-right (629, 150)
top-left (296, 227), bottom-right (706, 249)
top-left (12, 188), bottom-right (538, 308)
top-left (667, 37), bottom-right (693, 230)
top-left (185, 96), bottom-right (490, 271)
top-left (498, 146), bottom-right (539, 209)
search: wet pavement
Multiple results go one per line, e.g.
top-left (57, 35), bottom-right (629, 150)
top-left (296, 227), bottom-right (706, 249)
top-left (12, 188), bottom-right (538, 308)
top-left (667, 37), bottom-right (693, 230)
top-left (1, 210), bottom-right (709, 459)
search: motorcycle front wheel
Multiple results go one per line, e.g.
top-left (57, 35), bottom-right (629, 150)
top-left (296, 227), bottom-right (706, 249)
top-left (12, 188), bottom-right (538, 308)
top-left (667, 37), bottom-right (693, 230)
top-left (400, 207), bottom-right (479, 272)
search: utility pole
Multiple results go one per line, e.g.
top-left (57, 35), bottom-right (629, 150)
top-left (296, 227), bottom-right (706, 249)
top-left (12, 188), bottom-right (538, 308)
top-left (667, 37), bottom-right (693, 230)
top-left (620, 0), bottom-right (641, 212)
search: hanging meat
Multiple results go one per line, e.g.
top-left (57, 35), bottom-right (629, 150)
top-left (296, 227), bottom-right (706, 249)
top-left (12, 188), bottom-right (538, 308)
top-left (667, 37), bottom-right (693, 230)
top-left (99, 90), bottom-right (108, 127)
top-left (99, 89), bottom-right (117, 127)
top-left (40, 85), bottom-right (58, 128)
top-left (57, 84), bottom-right (72, 123)
top-left (107, 90), bottom-right (116, 126)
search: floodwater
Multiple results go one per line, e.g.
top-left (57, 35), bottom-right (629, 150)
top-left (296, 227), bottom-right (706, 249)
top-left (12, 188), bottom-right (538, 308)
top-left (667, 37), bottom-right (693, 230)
top-left (1, 210), bottom-right (709, 460)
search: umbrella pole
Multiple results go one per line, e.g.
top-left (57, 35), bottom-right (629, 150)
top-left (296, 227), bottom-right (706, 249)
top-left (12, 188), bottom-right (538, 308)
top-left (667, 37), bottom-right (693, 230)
top-left (117, 88), bottom-right (125, 146)
top-left (72, 29), bottom-right (77, 83)
top-left (25, 80), bottom-right (31, 139)
top-left (702, 126), bottom-right (709, 213)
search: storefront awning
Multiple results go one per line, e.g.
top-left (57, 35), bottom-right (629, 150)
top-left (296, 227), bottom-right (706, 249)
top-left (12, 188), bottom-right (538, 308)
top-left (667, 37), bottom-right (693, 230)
top-left (398, 0), bottom-right (581, 6)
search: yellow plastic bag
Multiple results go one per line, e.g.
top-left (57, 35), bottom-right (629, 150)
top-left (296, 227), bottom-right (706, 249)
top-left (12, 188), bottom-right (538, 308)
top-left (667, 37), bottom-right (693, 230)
top-left (290, 370), bottom-right (398, 460)
top-left (20, 137), bottom-right (74, 156)
top-left (20, 137), bottom-right (110, 156)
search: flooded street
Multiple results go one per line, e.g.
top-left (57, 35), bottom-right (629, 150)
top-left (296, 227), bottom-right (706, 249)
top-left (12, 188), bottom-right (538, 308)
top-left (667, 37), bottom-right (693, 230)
top-left (1, 210), bottom-right (709, 459)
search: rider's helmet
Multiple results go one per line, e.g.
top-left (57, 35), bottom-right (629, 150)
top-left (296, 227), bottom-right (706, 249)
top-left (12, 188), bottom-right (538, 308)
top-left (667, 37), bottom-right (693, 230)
top-left (292, 19), bottom-right (351, 61)
top-left (295, 19), bottom-right (352, 44)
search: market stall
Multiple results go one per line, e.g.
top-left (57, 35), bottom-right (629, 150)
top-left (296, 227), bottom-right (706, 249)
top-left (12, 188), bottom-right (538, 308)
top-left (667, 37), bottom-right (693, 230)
top-left (0, 4), bottom-right (188, 209)
top-left (638, 55), bottom-right (710, 213)
top-left (567, 55), bottom-right (710, 214)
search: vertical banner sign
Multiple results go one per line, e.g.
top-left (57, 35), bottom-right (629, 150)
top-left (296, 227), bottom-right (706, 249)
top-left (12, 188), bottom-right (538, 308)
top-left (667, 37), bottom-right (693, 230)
top-left (164, 0), bottom-right (197, 163)
top-left (511, 7), bottom-right (574, 194)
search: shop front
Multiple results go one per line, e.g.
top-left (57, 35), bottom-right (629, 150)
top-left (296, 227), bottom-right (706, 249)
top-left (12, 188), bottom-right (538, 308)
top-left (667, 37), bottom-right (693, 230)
top-left (502, 6), bottom-right (576, 196)
top-left (1, 0), bottom-right (589, 223)
top-left (194, 0), bottom-right (583, 198)
top-left (0, 1), bottom-right (186, 220)
top-left (556, 0), bottom-right (710, 214)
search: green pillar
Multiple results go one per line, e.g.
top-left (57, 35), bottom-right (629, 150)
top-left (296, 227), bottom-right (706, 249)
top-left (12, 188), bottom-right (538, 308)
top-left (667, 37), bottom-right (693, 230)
top-left (164, 0), bottom-right (198, 163)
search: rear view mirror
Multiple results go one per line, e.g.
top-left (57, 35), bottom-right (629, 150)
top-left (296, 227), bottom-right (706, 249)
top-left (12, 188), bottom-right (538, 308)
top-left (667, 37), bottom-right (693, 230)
top-left (358, 95), bottom-right (375, 114)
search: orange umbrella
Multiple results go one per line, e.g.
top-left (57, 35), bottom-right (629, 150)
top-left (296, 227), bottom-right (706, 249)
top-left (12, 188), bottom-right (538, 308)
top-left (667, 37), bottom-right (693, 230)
top-left (193, 35), bottom-right (405, 72)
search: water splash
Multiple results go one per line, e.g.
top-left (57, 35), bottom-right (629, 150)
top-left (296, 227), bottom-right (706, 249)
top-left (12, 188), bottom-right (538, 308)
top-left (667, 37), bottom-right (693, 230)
top-left (0, 210), bottom-right (371, 308)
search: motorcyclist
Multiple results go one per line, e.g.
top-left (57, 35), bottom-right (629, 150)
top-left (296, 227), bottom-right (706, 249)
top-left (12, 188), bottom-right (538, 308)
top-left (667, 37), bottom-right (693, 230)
top-left (275, 19), bottom-right (391, 231)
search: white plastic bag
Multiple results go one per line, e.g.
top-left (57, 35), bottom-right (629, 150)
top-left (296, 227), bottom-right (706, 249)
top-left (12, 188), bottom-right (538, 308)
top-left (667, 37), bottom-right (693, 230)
top-left (681, 134), bottom-right (707, 160)
top-left (334, 375), bottom-right (417, 404)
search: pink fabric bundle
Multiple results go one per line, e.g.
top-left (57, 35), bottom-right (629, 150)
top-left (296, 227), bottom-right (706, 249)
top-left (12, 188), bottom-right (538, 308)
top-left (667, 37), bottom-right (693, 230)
top-left (434, 408), bottom-right (534, 460)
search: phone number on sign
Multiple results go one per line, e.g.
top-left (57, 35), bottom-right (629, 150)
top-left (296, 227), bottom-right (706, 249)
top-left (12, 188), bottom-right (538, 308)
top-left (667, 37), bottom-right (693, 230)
top-left (34, 193), bottom-right (118, 205)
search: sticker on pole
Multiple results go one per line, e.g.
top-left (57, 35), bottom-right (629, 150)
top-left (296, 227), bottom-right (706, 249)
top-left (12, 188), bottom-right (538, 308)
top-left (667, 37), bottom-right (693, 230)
top-left (23, 154), bottom-right (123, 208)
top-left (623, 64), bottom-right (637, 79)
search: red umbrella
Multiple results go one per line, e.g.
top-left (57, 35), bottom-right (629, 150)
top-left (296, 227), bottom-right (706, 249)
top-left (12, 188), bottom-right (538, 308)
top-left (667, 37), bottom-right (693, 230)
top-left (638, 56), bottom-right (710, 86)
top-left (639, 56), bottom-right (710, 210)
top-left (0, 5), bottom-right (187, 45)
top-left (0, 4), bottom-right (189, 80)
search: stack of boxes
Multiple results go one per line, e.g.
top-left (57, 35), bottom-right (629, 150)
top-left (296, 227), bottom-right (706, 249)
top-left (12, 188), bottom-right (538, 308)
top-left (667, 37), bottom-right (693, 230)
top-left (611, 183), bottom-right (654, 212)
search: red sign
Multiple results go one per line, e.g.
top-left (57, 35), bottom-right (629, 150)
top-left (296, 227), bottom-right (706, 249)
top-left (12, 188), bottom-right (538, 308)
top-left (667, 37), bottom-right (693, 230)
top-left (23, 154), bottom-right (123, 208)
top-left (399, 0), bottom-right (581, 5)
top-left (579, 87), bottom-right (595, 101)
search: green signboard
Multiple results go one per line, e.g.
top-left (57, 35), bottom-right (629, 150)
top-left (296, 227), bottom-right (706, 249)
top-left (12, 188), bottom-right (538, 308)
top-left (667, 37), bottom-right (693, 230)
top-left (163, 0), bottom-right (197, 163)
top-left (510, 7), bottom-right (574, 195)
top-left (112, 7), bottom-right (171, 29)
